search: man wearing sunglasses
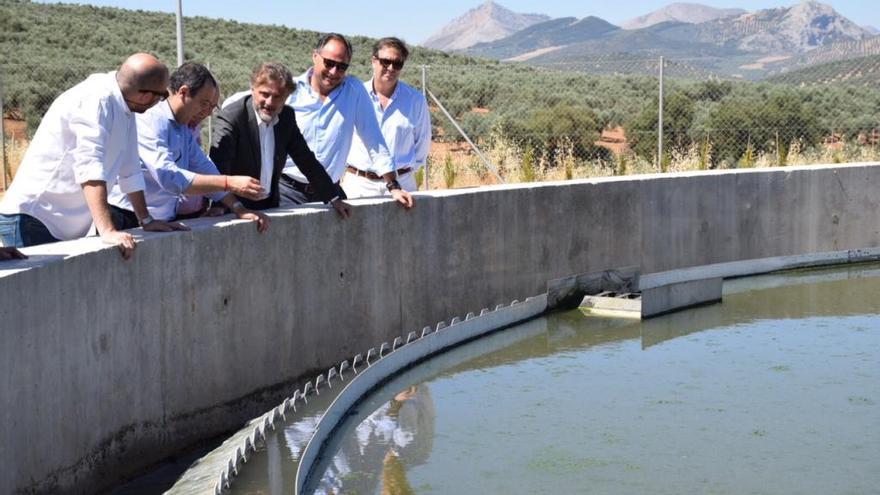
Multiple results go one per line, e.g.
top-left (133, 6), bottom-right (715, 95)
top-left (280, 33), bottom-right (414, 209)
top-left (345, 37), bottom-right (430, 197)
top-left (0, 53), bottom-right (186, 259)
top-left (107, 62), bottom-right (269, 234)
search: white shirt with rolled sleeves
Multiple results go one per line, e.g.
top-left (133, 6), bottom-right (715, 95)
top-left (0, 71), bottom-right (145, 240)
top-left (283, 70), bottom-right (395, 184)
top-left (109, 100), bottom-right (226, 221)
top-left (347, 79), bottom-right (431, 185)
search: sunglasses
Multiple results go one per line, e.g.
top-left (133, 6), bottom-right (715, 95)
top-left (140, 88), bottom-right (168, 101)
top-left (375, 57), bottom-right (405, 71)
top-left (317, 54), bottom-right (350, 73)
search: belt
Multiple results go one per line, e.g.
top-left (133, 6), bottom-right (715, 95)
top-left (281, 174), bottom-right (322, 194)
top-left (346, 165), bottom-right (413, 180)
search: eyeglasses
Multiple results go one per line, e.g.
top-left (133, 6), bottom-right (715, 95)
top-left (317, 55), bottom-right (350, 73)
top-left (375, 57), bottom-right (405, 71)
top-left (140, 88), bottom-right (168, 101)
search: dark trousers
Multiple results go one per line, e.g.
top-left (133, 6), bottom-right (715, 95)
top-left (0, 213), bottom-right (60, 247)
top-left (278, 174), bottom-right (346, 208)
top-left (108, 205), bottom-right (139, 231)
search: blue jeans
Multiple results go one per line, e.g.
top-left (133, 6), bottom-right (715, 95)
top-left (0, 213), bottom-right (60, 248)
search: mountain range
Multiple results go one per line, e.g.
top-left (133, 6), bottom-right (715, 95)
top-left (422, 1), bottom-right (549, 51)
top-left (425, 1), bottom-right (878, 79)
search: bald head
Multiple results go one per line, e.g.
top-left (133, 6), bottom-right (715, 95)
top-left (117, 53), bottom-right (168, 90)
top-left (116, 53), bottom-right (169, 113)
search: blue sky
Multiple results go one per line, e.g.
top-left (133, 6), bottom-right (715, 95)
top-left (34, 1), bottom-right (879, 45)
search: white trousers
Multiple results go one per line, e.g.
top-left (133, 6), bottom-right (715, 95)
top-left (342, 169), bottom-right (418, 199)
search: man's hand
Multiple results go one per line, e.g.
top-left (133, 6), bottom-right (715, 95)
top-left (0, 247), bottom-right (27, 261)
top-left (143, 220), bottom-right (192, 232)
top-left (101, 230), bottom-right (137, 260)
top-left (331, 199), bottom-right (352, 220)
top-left (391, 189), bottom-right (414, 209)
top-left (226, 176), bottom-right (265, 201)
top-left (234, 208), bottom-right (270, 234)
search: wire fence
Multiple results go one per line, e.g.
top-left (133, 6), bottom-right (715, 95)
top-left (3, 56), bottom-right (880, 192)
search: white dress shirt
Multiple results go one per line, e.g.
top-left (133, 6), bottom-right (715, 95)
top-left (256, 109), bottom-right (278, 200)
top-left (347, 79), bottom-right (431, 175)
top-left (0, 71), bottom-right (145, 240)
top-left (284, 70), bottom-right (394, 183)
top-left (109, 100), bottom-right (226, 221)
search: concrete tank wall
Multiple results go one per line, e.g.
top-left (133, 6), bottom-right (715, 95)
top-left (2, 163), bottom-right (878, 494)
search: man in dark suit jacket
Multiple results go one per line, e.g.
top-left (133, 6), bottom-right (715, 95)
top-left (210, 63), bottom-right (352, 218)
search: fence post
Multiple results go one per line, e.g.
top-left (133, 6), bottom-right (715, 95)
top-left (0, 66), bottom-right (7, 191)
top-left (427, 89), bottom-right (504, 184)
top-left (421, 64), bottom-right (429, 190)
top-left (175, 0), bottom-right (185, 67)
top-left (657, 56), bottom-right (664, 170)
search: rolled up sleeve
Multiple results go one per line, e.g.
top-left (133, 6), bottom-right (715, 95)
top-left (70, 94), bottom-right (113, 184)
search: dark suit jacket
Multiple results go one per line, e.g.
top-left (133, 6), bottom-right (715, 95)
top-left (210, 94), bottom-right (337, 210)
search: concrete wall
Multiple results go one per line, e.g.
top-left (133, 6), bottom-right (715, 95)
top-left (2, 163), bottom-right (879, 494)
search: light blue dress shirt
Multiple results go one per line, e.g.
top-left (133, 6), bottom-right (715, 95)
top-left (347, 79), bottom-right (431, 174)
top-left (283, 70), bottom-right (394, 183)
top-left (110, 100), bottom-right (226, 220)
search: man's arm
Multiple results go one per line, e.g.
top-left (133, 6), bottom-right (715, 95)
top-left (217, 194), bottom-right (270, 233)
top-left (284, 113), bottom-right (352, 219)
top-left (184, 127), bottom-right (264, 200)
top-left (353, 86), bottom-right (413, 209)
top-left (81, 180), bottom-right (137, 259)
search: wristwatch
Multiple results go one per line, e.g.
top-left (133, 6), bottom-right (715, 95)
top-left (386, 179), bottom-right (402, 192)
top-left (139, 215), bottom-right (155, 227)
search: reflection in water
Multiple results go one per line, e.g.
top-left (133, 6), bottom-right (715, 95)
top-left (231, 264), bottom-right (880, 494)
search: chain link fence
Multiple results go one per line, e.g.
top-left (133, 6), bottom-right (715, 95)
top-left (3, 56), bottom-right (880, 192)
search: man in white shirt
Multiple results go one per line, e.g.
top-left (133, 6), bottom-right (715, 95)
top-left (344, 37), bottom-right (431, 197)
top-left (281, 33), bottom-right (413, 209)
top-left (0, 53), bottom-right (187, 259)
top-left (108, 62), bottom-right (269, 234)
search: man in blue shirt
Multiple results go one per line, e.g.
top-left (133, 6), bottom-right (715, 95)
top-left (109, 63), bottom-right (269, 233)
top-left (281, 33), bottom-right (414, 209)
top-left (345, 37), bottom-right (431, 197)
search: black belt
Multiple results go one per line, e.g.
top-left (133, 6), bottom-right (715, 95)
top-left (281, 174), bottom-right (340, 195)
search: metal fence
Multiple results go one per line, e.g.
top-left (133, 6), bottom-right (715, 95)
top-left (3, 56), bottom-right (880, 192)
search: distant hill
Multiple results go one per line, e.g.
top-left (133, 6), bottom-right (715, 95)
top-left (465, 16), bottom-right (619, 61)
top-left (464, 1), bottom-right (873, 80)
top-left (422, 1), bottom-right (550, 50)
top-left (684, 1), bottom-right (872, 54)
top-left (767, 54), bottom-right (880, 88)
top-left (620, 3), bottom-right (745, 30)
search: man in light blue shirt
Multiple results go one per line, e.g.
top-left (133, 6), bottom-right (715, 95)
top-left (345, 37), bottom-right (431, 196)
top-left (281, 33), bottom-right (413, 209)
top-left (109, 63), bottom-right (269, 233)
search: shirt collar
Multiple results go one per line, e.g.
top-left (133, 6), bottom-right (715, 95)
top-left (107, 71), bottom-right (132, 117)
top-left (300, 68), bottom-right (347, 100)
top-left (366, 78), bottom-right (400, 103)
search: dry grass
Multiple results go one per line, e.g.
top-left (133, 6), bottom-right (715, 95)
top-left (417, 131), bottom-right (880, 191)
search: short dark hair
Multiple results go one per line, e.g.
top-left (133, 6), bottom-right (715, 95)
top-left (315, 33), bottom-right (353, 60)
top-left (249, 62), bottom-right (295, 94)
top-left (373, 37), bottom-right (409, 60)
top-left (169, 62), bottom-right (217, 97)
